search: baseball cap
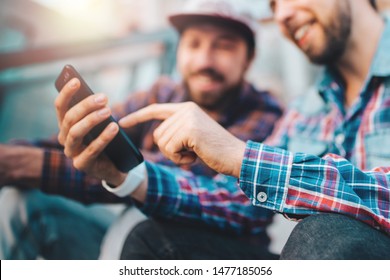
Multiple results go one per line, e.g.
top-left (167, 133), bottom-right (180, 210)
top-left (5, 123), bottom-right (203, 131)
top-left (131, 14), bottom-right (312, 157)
top-left (168, 0), bottom-right (258, 53)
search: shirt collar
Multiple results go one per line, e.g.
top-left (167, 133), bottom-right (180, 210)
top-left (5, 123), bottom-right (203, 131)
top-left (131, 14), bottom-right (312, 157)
top-left (370, 17), bottom-right (390, 77)
top-left (317, 17), bottom-right (390, 96)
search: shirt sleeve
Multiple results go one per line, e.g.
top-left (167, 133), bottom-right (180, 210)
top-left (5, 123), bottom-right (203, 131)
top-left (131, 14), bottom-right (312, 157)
top-left (138, 161), bottom-right (274, 235)
top-left (228, 87), bottom-right (284, 143)
top-left (227, 108), bottom-right (283, 143)
top-left (40, 148), bottom-right (127, 203)
top-left (240, 141), bottom-right (390, 235)
top-left (9, 138), bottom-right (110, 203)
top-left (9, 87), bottom-right (154, 204)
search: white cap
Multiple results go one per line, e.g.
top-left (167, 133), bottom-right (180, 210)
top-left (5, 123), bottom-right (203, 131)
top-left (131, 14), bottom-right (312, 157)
top-left (168, 0), bottom-right (258, 50)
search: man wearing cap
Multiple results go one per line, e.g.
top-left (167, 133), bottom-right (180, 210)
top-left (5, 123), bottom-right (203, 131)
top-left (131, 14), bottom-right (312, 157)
top-left (0, 0), bottom-right (282, 259)
top-left (55, 0), bottom-right (390, 259)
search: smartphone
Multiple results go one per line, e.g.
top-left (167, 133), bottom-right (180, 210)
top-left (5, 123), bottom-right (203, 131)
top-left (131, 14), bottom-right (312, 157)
top-left (55, 64), bottom-right (143, 173)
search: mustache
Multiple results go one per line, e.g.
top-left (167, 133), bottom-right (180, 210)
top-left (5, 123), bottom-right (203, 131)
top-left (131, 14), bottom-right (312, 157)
top-left (190, 68), bottom-right (225, 82)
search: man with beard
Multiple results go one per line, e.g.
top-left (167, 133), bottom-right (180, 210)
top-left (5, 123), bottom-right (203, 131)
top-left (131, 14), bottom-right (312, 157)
top-left (0, 0), bottom-right (283, 259)
top-left (54, 0), bottom-right (390, 259)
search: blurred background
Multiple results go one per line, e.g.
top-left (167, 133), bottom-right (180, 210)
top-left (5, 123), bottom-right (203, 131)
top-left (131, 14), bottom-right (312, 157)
top-left (0, 0), bottom-right (323, 143)
top-left (1, 0), bottom-right (390, 141)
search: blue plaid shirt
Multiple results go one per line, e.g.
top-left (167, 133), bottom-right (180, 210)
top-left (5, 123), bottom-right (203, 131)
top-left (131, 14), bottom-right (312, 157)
top-left (26, 77), bottom-right (281, 235)
top-left (239, 19), bottom-right (390, 235)
top-left (142, 19), bottom-right (390, 236)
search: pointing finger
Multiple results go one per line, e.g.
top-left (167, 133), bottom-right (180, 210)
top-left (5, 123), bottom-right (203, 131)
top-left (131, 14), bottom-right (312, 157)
top-left (119, 103), bottom-right (183, 128)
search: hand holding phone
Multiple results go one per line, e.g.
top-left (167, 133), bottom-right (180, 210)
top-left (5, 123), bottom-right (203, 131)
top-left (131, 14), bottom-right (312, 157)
top-left (55, 64), bottom-right (143, 173)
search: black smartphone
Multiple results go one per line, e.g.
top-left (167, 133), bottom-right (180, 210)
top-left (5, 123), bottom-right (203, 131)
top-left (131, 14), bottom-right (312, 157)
top-left (55, 64), bottom-right (143, 173)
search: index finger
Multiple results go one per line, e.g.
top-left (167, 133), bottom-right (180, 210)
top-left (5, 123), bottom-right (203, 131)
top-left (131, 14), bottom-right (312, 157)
top-left (118, 103), bottom-right (183, 128)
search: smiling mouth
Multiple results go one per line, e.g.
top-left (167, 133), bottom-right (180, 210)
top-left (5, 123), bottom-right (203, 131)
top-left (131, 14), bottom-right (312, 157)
top-left (293, 22), bottom-right (314, 47)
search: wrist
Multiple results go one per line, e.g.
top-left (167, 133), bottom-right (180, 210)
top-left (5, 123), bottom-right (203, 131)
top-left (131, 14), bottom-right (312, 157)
top-left (108, 172), bottom-right (128, 187)
top-left (5, 146), bottom-right (44, 187)
top-left (101, 162), bottom-right (146, 197)
top-left (232, 140), bottom-right (246, 178)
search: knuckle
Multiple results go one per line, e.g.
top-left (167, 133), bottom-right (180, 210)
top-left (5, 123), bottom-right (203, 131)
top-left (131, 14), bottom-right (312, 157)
top-left (67, 128), bottom-right (78, 143)
top-left (100, 129), bottom-right (114, 144)
top-left (82, 117), bottom-right (95, 132)
top-left (97, 137), bottom-right (108, 149)
top-left (54, 98), bottom-right (62, 110)
top-left (153, 129), bottom-right (160, 141)
top-left (170, 152), bottom-right (181, 164)
top-left (85, 144), bottom-right (98, 158)
top-left (165, 142), bottom-right (175, 154)
top-left (62, 115), bottom-right (73, 130)
top-left (57, 133), bottom-right (64, 145)
top-left (185, 101), bottom-right (196, 109)
top-left (63, 147), bottom-right (70, 158)
top-left (156, 136), bottom-right (168, 150)
top-left (72, 158), bottom-right (85, 171)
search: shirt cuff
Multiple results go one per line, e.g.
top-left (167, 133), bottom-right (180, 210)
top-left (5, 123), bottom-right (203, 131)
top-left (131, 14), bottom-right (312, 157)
top-left (239, 141), bottom-right (293, 212)
top-left (101, 162), bottom-right (146, 197)
top-left (138, 161), bottom-right (181, 217)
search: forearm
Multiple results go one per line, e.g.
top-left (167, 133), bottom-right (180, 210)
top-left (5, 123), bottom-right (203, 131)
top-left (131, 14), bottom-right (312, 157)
top-left (0, 142), bottom-right (124, 203)
top-left (240, 141), bottom-right (390, 235)
top-left (0, 145), bottom-right (44, 188)
top-left (136, 161), bottom-right (273, 235)
top-left (41, 148), bottom-right (130, 204)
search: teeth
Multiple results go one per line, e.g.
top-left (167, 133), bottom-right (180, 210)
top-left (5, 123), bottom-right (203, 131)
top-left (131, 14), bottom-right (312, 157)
top-left (294, 24), bottom-right (311, 41)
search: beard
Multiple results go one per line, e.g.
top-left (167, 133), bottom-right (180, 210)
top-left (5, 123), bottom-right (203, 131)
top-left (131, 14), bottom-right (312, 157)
top-left (184, 68), bottom-right (242, 111)
top-left (307, 1), bottom-right (352, 65)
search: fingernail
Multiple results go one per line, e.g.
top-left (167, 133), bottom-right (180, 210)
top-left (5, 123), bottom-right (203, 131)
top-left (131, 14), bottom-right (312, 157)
top-left (94, 94), bottom-right (106, 104)
top-left (118, 117), bottom-right (126, 125)
top-left (69, 79), bottom-right (78, 88)
top-left (97, 108), bottom-right (110, 116)
top-left (108, 122), bottom-right (118, 132)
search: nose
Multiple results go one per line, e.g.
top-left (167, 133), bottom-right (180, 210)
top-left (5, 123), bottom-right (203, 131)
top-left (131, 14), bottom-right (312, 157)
top-left (273, 0), bottom-right (295, 24)
top-left (200, 45), bottom-right (214, 66)
top-left (194, 46), bottom-right (214, 69)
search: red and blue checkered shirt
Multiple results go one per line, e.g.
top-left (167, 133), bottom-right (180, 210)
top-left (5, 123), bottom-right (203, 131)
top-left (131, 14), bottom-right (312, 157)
top-left (26, 77), bottom-right (282, 235)
top-left (138, 20), bottom-right (390, 236)
top-left (239, 20), bottom-right (390, 235)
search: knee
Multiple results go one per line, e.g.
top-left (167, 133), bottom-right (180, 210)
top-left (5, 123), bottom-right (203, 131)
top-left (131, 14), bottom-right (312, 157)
top-left (0, 187), bottom-right (32, 259)
top-left (123, 219), bottom-right (154, 244)
top-left (120, 219), bottom-right (178, 260)
top-left (0, 187), bottom-right (26, 221)
top-left (120, 220), bottom-right (156, 259)
top-left (280, 214), bottom-right (371, 259)
top-left (0, 187), bottom-right (51, 243)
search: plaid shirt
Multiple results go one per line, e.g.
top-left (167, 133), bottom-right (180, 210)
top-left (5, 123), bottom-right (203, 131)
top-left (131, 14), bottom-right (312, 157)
top-left (240, 20), bottom-right (390, 235)
top-left (23, 76), bottom-right (282, 234)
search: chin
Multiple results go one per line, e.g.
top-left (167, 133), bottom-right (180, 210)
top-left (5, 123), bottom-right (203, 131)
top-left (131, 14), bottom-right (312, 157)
top-left (193, 90), bottom-right (220, 101)
top-left (191, 94), bottom-right (219, 109)
top-left (302, 45), bottom-right (332, 65)
top-left (308, 50), bottom-right (344, 65)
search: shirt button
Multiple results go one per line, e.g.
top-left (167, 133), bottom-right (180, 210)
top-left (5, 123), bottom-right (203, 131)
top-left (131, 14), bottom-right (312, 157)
top-left (257, 192), bottom-right (268, 203)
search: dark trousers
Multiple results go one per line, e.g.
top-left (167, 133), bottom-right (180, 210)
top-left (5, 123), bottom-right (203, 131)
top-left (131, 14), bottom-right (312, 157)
top-left (280, 214), bottom-right (390, 260)
top-left (120, 218), bottom-right (278, 260)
